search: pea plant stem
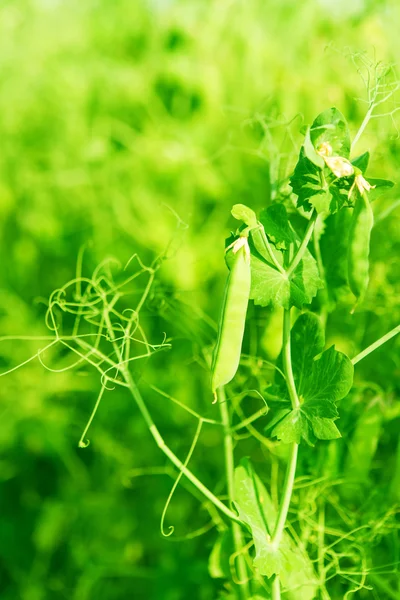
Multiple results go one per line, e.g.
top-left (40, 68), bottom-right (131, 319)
top-left (218, 387), bottom-right (249, 600)
top-left (231, 406), bottom-right (268, 432)
top-left (271, 576), bottom-right (281, 600)
top-left (352, 324), bottom-right (400, 365)
top-left (313, 221), bottom-right (329, 327)
top-left (255, 224), bottom-right (286, 274)
top-left (286, 211), bottom-right (317, 277)
top-left (271, 308), bottom-right (300, 600)
top-left (281, 309), bottom-right (300, 410)
top-left (102, 309), bottom-right (240, 525)
top-left (351, 105), bottom-right (374, 151)
top-left (271, 443), bottom-right (298, 547)
top-left (123, 367), bottom-right (242, 525)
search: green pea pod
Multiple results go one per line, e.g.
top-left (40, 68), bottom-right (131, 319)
top-left (211, 237), bottom-right (251, 399)
top-left (347, 191), bottom-right (373, 304)
top-left (341, 397), bottom-right (383, 502)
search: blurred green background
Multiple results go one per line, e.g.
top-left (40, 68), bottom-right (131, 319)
top-left (1, 1), bottom-right (400, 599)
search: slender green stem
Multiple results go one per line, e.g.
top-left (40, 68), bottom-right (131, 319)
top-left (231, 406), bottom-right (268, 432)
top-left (78, 385), bottom-right (106, 448)
top-left (271, 309), bottom-right (300, 600)
top-left (272, 576), bottom-right (281, 600)
top-left (123, 368), bottom-right (242, 524)
top-left (351, 105), bottom-right (374, 151)
top-left (218, 387), bottom-right (249, 599)
top-left (286, 211), bottom-right (317, 277)
top-left (390, 435), bottom-right (400, 503)
top-left (352, 324), bottom-right (400, 365)
top-left (254, 224), bottom-right (286, 274)
top-left (317, 499), bottom-right (324, 582)
top-left (313, 222), bottom-right (329, 328)
top-left (281, 309), bottom-right (300, 410)
top-left (317, 500), bottom-right (330, 600)
top-left (271, 442), bottom-right (298, 547)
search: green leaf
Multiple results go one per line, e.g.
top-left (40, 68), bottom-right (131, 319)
top-left (272, 409), bottom-right (310, 444)
top-left (249, 254), bottom-right (291, 308)
top-left (234, 458), bottom-right (317, 599)
top-left (290, 108), bottom-right (353, 214)
top-left (352, 151), bottom-right (370, 173)
top-left (290, 151), bottom-right (354, 214)
top-left (368, 178), bottom-right (395, 202)
top-left (290, 149), bottom-right (329, 213)
top-left (249, 244), bottom-right (322, 310)
top-left (245, 206), bottom-right (323, 309)
top-left (269, 313), bottom-right (354, 445)
top-left (301, 346), bottom-right (353, 408)
top-left (368, 178), bottom-right (394, 189)
top-left (290, 150), bottom-right (354, 215)
top-left (311, 417), bottom-right (342, 439)
top-left (291, 311), bottom-right (325, 387)
top-left (259, 204), bottom-right (295, 250)
top-left (309, 107), bottom-right (351, 158)
top-left (231, 204), bottom-right (258, 229)
top-left (303, 126), bottom-right (325, 168)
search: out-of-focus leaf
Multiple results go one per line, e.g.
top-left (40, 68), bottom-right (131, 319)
top-left (341, 397), bottom-right (383, 501)
top-left (209, 529), bottom-right (233, 579)
top-left (368, 178), bottom-right (395, 202)
top-left (234, 458), bottom-right (317, 598)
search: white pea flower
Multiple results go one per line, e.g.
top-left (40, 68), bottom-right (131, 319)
top-left (226, 236), bottom-right (251, 260)
top-left (322, 155), bottom-right (354, 178)
top-left (317, 141), bottom-right (333, 157)
top-left (348, 173), bottom-right (376, 199)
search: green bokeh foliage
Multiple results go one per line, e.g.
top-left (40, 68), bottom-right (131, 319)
top-left (1, 1), bottom-right (400, 598)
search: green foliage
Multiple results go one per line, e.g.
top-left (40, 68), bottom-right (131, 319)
top-left (249, 245), bottom-right (321, 309)
top-left (290, 108), bottom-right (354, 214)
top-left (268, 313), bottom-right (354, 445)
top-left (310, 107), bottom-right (351, 157)
top-left (352, 151), bottom-right (370, 173)
top-left (1, 2), bottom-right (400, 600)
top-left (318, 209), bottom-right (353, 308)
top-left (228, 204), bottom-right (323, 309)
top-left (234, 459), bottom-right (317, 597)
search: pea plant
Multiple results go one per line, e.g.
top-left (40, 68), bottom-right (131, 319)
top-left (1, 107), bottom-right (400, 600)
top-left (206, 107), bottom-right (399, 600)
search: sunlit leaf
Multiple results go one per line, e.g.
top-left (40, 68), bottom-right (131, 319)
top-left (290, 108), bottom-right (353, 214)
top-left (269, 313), bottom-right (353, 445)
top-left (234, 459), bottom-right (317, 598)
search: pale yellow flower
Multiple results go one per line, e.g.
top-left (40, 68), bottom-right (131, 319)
top-left (317, 141), bottom-right (333, 157)
top-left (322, 156), bottom-right (354, 178)
top-left (348, 173), bottom-right (376, 199)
